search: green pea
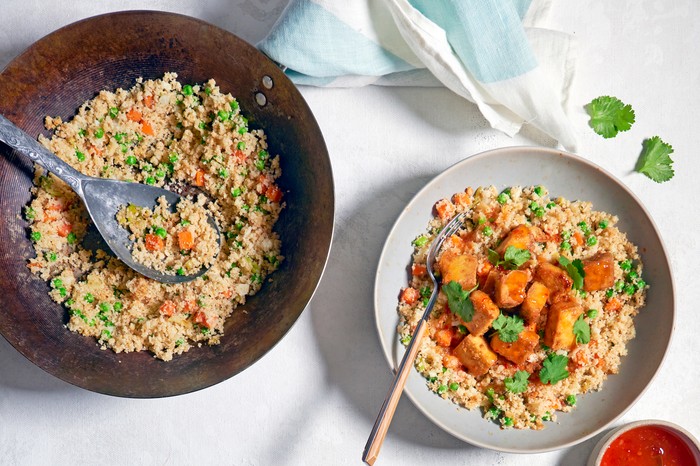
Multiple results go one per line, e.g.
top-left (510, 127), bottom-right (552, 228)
top-left (176, 268), bottom-right (185, 276)
top-left (182, 84), bottom-right (193, 96)
top-left (412, 236), bottom-right (429, 247)
top-left (154, 227), bottom-right (167, 239)
top-left (586, 235), bottom-right (598, 246)
top-left (218, 169), bottom-right (229, 179)
top-left (99, 302), bottom-right (111, 313)
top-left (478, 217), bottom-right (486, 225)
top-left (52, 278), bottom-right (63, 288)
top-left (113, 302), bottom-right (123, 312)
top-left (94, 128), bottom-right (104, 138)
top-left (503, 417), bottom-right (514, 427)
top-left (497, 193), bottom-right (509, 204)
top-left (30, 231), bottom-right (41, 242)
top-left (598, 219), bottom-right (609, 229)
top-left (566, 394), bottom-right (577, 406)
top-left (546, 201), bottom-right (556, 209)
top-left (75, 150), bottom-right (86, 162)
top-left (605, 289), bottom-right (614, 298)
top-left (231, 187), bottom-right (242, 197)
top-left (84, 293), bottom-right (94, 303)
top-left (437, 385), bottom-right (448, 395)
top-left (624, 284), bottom-right (636, 295)
top-left (109, 107), bottom-right (119, 119)
top-left (449, 382), bottom-right (459, 391)
top-left (587, 309), bottom-right (598, 319)
top-left (483, 226), bottom-right (493, 236)
top-left (560, 241), bottom-right (571, 251)
top-left (169, 153), bottom-right (179, 163)
top-left (145, 176), bottom-right (155, 185)
top-left (217, 110), bottom-right (230, 121)
top-left (125, 156), bottom-right (138, 166)
top-left (229, 100), bottom-right (239, 111)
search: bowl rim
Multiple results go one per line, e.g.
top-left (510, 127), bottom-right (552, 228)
top-left (587, 419), bottom-right (700, 466)
top-left (373, 145), bottom-right (676, 453)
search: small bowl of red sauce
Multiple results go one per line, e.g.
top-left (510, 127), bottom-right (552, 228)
top-left (588, 420), bottom-right (700, 466)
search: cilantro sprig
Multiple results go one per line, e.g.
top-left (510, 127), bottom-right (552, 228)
top-left (573, 314), bottom-right (591, 344)
top-left (636, 136), bottom-right (674, 183)
top-left (488, 246), bottom-right (531, 270)
top-left (558, 256), bottom-right (585, 290)
top-left (443, 281), bottom-right (478, 323)
top-left (585, 96), bottom-right (635, 138)
top-left (492, 313), bottom-right (524, 343)
top-left (504, 370), bottom-right (530, 394)
top-left (539, 353), bottom-right (570, 385)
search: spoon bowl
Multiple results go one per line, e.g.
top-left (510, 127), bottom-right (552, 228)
top-left (0, 113), bottom-right (221, 283)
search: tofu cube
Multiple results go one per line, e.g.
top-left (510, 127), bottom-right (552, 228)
top-left (439, 251), bottom-right (478, 290)
top-left (466, 290), bottom-right (500, 336)
top-left (453, 334), bottom-right (498, 377)
top-left (544, 298), bottom-right (583, 350)
top-left (535, 262), bottom-right (573, 296)
top-left (490, 329), bottom-right (540, 365)
top-left (496, 224), bottom-right (533, 255)
top-left (582, 252), bottom-right (615, 291)
top-left (521, 281), bottom-right (550, 324)
top-left (494, 269), bottom-right (530, 309)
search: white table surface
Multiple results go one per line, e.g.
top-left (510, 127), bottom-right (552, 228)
top-left (1, 1), bottom-right (698, 465)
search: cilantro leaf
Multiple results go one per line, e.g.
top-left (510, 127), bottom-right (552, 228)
top-left (636, 136), bottom-right (674, 183)
top-left (503, 246), bottom-right (531, 269)
top-left (488, 246), bottom-right (531, 270)
top-left (443, 281), bottom-right (478, 322)
top-left (504, 370), bottom-right (530, 394)
top-left (573, 314), bottom-right (591, 344)
top-left (539, 353), bottom-right (570, 385)
top-left (558, 256), bottom-right (585, 290)
top-left (492, 313), bottom-right (524, 343)
top-left (585, 96), bottom-right (635, 138)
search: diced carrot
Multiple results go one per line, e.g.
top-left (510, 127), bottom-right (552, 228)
top-left (159, 300), bottom-right (176, 317)
top-left (435, 328), bottom-right (454, 347)
top-left (126, 108), bottom-right (142, 122)
top-left (193, 310), bottom-right (214, 328)
top-left (178, 229), bottom-right (194, 250)
top-left (89, 144), bottom-right (103, 156)
top-left (57, 222), bottom-right (72, 237)
top-left (573, 231), bottom-right (583, 246)
top-left (183, 300), bottom-right (198, 313)
top-left (604, 297), bottom-right (622, 312)
top-left (144, 233), bottom-right (164, 252)
top-left (452, 191), bottom-right (471, 207)
top-left (28, 262), bottom-right (42, 268)
top-left (256, 174), bottom-right (269, 194)
top-left (411, 263), bottom-right (427, 277)
top-left (448, 234), bottom-right (466, 251)
top-left (221, 289), bottom-right (233, 299)
top-left (143, 94), bottom-right (154, 109)
top-left (435, 199), bottom-right (455, 222)
top-left (141, 120), bottom-right (154, 136)
top-left (265, 185), bottom-right (283, 203)
top-left (232, 149), bottom-right (246, 161)
top-left (401, 287), bottom-right (420, 304)
top-left (193, 169), bottom-right (206, 187)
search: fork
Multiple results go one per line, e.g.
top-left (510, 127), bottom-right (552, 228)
top-left (363, 212), bottom-right (467, 465)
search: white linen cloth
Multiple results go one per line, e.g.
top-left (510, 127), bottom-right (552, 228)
top-left (258, 0), bottom-right (577, 150)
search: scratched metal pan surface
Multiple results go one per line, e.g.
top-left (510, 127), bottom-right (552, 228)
top-left (0, 11), bottom-right (334, 397)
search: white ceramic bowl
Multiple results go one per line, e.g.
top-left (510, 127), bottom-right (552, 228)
top-left (374, 146), bottom-right (675, 452)
top-left (587, 420), bottom-right (700, 465)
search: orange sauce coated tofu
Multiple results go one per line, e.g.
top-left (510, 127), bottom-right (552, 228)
top-left (453, 334), bottom-right (498, 377)
top-left (521, 281), bottom-right (550, 324)
top-left (544, 298), bottom-right (582, 350)
top-left (490, 329), bottom-right (540, 365)
top-left (466, 290), bottom-right (500, 336)
top-left (535, 261), bottom-right (573, 296)
top-left (496, 224), bottom-right (533, 255)
top-left (439, 251), bottom-right (478, 291)
top-left (494, 270), bottom-right (530, 309)
top-left (582, 252), bottom-right (615, 291)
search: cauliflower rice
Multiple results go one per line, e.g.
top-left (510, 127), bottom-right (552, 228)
top-left (397, 185), bottom-right (646, 429)
top-left (25, 73), bottom-right (284, 361)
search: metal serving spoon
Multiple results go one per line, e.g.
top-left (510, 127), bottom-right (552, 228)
top-left (0, 114), bottom-right (221, 283)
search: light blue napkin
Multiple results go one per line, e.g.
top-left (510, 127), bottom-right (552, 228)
top-left (258, 0), bottom-right (576, 150)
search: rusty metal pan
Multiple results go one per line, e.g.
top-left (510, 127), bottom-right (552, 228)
top-left (0, 11), bottom-right (334, 397)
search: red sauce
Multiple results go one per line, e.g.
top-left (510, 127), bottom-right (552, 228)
top-left (601, 425), bottom-right (698, 466)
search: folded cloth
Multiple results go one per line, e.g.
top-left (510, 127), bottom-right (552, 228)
top-left (258, 0), bottom-right (577, 150)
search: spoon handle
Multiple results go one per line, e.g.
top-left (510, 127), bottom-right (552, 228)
top-left (0, 114), bottom-right (86, 195)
